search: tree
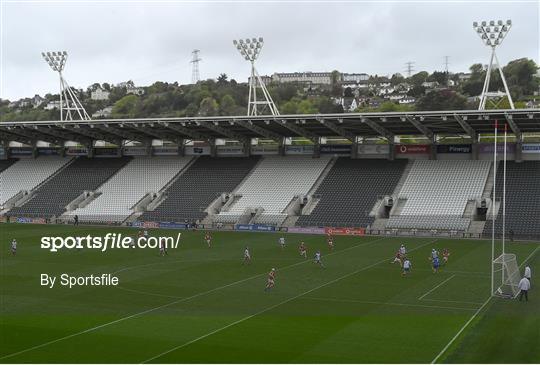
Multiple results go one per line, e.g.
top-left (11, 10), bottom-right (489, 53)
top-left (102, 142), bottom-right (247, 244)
top-left (217, 73), bottom-right (228, 86)
top-left (219, 94), bottom-right (236, 115)
top-left (390, 73), bottom-right (405, 85)
top-left (198, 97), bottom-right (218, 116)
top-left (112, 95), bottom-right (140, 117)
top-left (409, 71), bottom-right (429, 87)
top-left (416, 89), bottom-right (467, 111)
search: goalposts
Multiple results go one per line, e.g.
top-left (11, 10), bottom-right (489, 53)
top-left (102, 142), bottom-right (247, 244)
top-left (491, 121), bottom-right (520, 298)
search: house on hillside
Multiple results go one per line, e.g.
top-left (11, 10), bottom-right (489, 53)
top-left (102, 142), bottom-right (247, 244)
top-left (91, 87), bottom-right (110, 101)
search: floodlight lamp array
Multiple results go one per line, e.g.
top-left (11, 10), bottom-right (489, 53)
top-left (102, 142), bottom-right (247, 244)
top-left (42, 51), bottom-right (68, 72)
top-left (472, 20), bottom-right (511, 47)
top-left (232, 37), bottom-right (264, 62)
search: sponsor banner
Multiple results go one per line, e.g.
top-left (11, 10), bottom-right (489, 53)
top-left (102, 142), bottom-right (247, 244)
top-left (324, 227), bottom-right (366, 236)
top-left (0, 147), bottom-right (6, 160)
top-left (66, 147), bottom-right (88, 156)
top-left (217, 145), bottom-right (244, 156)
top-left (185, 146), bottom-right (211, 155)
top-left (285, 145), bottom-right (314, 155)
top-left (159, 222), bottom-right (188, 229)
top-left (10, 147), bottom-right (33, 157)
top-left (132, 221), bottom-right (160, 228)
top-left (320, 144), bottom-right (352, 155)
top-left (15, 217), bottom-right (46, 224)
top-left (478, 143), bottom-right (516, 154)
top-left (37, 147), bottom-right (62, 156)
top-left (287, 227), bottom-right (326, 235)
top-left (395, 144), bottom-right (430, 154)
top-left (94, 147), bottom-right (119, 157)
top-left (522, 143), bottom-right (540, 154)
top-left (436, 144), bottom-right (472, 154)
top-left (251, 145), bottom-right (279, 155)
top-left (235, 224), bottom-right (276, 232)
top-left (153, 146), bottom-right (179, 156)
top-left (122, 146), bottom-right (148, 156)
top-left (357, 144), bottom-right (389, 155)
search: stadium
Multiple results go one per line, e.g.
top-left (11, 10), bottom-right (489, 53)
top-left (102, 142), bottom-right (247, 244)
top-left (1, 4), bottom-right (539, 365)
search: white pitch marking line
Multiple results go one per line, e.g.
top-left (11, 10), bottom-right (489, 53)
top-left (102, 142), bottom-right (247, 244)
top-left (303, 296), bottom-right (478, 312)
top-left (140, 239), bottom-right (437, 363)
top-left (0, 236), bottom-right (387, 361)
top-left (116, 286), bottom-right (185, 299)
top-left (421, 298), bottom-right (484, 306)
top-left (430, 245), bottom-right (540, 364)
top-left (418, 274), bottom-right (456, 301)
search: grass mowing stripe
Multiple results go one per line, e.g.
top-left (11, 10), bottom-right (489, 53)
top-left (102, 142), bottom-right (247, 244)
top-left (430, 244), bottom-right (540, 364)
top-left (418, 274), bottom-right (456, 300)
top-left (141, 239), bottom-right (438, 363)
top-left (302, 296), bottom-right (478, 311)
top-left (0, 236), bottom-right (386, 361)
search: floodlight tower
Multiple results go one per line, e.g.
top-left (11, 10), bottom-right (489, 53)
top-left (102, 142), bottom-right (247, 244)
top-left (472, 20), bottom-right (515, 110)
top-left (232, 37), bottom-right (279, 116)
top-left (42, 51), bottom-right (90, 121)
top-left (191, 49), bottom-right (202, 84)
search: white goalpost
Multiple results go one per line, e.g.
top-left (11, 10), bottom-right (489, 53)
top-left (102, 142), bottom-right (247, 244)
top-left (491, 121), bottom-right (520, 298)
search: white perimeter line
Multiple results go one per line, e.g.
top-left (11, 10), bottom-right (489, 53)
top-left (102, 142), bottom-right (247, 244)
top-left (418, 274), bottom-right (456, 300)
top-left (140, 239), bottom-right (437, 363)
top-left (0, 236), bottom-right (387, 361)
top-left (430, 245), bottom-right (540, 364)
top-left (303, 296), bottom-right (477, 312)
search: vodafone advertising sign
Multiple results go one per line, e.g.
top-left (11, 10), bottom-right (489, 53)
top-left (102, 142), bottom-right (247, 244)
top-left (395, 144), bottom-right (431, 154)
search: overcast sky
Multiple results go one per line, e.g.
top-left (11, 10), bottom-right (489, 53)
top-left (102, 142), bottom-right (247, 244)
top-left (1, 0), bottom-right (538, 100)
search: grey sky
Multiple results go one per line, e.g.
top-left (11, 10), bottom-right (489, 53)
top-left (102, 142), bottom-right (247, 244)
top-left (1, 0), bottom-right (538, 100)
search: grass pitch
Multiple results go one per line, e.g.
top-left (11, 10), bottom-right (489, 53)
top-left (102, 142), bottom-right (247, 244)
top-left (1, 223), bottom-right (538, 363)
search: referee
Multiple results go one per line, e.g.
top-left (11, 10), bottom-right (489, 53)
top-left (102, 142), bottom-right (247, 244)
top-left (518, 276), bottom-right (531, 302)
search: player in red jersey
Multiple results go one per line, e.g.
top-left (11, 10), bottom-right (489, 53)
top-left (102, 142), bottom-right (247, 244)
top-left (299, 242), bottom-right (307, 259)
top-left (327, 234), bottom-right (334, 250)
top-left (391, 250), bottom-right (402, 266)
top-left (204, 232), bottom-right (212, 248)
top-left (264, 268), bottom-right (276, 291)
top-left (442, 248), bottom-right (450, 265)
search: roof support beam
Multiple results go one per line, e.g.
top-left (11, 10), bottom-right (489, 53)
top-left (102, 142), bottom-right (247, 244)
top-left (64, 125), bottom-right (113, 142)
top-left (198, 121), bottom-right (247, 141)
top-left (278, 119), bottom-right (319, 143)
top-left (504, 113), bottom-right (522, 139)
top-left (6, 128), bottom-right (61, 145)
top-left (404, 116), bottom-right (435, 142)
top-left (0, 131), bottom-right (33, 145)
top-left (93, 124), bottom-right (146, 143)
top-left (235, 120), bottom-right (282, 142)
top-left (361, 118), bottom-right (394, 142)
top-left (128, 124), bottom-right (173, 141)
top-left (34, 126), bottom-right (89, 144)
top-left (160, 122), bottom-right (208, 141)
top-left (453, 114), bottom-right (476, 139)
top-left (318, 118), bottom-right (356, 142)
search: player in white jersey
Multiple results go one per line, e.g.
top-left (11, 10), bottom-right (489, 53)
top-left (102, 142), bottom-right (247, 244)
top-left (11, 239), bottom-right (17, 255)
top-left (159, 241), bottom-right (168, 256)
top-left (144, 230), bottom-right (149, 239)
top-left (430, 248), bottom-right (439, 261)
top-left (399, 244), bottom-right (407, 257)
top-left (243, 247), bottom-right (251, 264)
top-left (314, 251), bottom-right (324, 268)
top-left (402, 258), bottom-right (412, 277)
top-left (279, 237), bottom-right (286, 249)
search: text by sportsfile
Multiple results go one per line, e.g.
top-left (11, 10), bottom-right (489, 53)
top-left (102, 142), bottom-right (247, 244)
top-left (40, 232), bottom-right (181, 252)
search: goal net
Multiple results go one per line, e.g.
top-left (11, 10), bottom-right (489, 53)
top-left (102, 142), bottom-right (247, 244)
top-left (492, 253), bottom-right (520, 298)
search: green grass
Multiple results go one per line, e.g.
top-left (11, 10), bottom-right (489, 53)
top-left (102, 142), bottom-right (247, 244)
top-left (0, 223), bottom-right (538, 363)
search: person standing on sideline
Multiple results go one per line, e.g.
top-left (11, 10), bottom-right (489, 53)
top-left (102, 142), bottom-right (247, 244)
top-left (518, 276), bottom-right (530, 302)
top-left (524, 265), bottom-right (531, 286)
top-left (74, 214), bottom-right (79, 226)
